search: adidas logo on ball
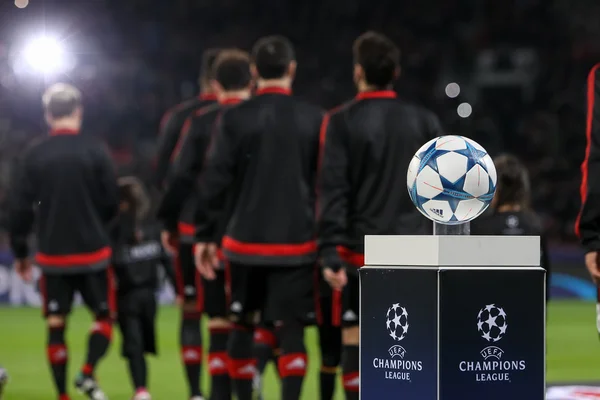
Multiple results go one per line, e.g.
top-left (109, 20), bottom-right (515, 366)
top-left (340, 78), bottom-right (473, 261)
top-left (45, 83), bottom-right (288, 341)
top-left (430, 208), bottom-right (444, 217)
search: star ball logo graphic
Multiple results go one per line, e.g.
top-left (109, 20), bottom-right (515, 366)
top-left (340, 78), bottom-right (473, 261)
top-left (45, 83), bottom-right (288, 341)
top-left (386, 303), bottom-right (409, 342)
top-left (477, 304), bottom-right (508, 343)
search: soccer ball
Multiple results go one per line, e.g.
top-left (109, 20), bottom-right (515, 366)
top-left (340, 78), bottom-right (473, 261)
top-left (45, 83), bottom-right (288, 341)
top-left (406, 135), bottom-right (497, 225)
top-left (385, 304), bottom-right (409, 341)
top-left (477, 304), bottom-right (508, 342)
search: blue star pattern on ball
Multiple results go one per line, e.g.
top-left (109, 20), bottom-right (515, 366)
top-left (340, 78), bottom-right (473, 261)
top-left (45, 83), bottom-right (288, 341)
top-left (406, 135), bottom-right (497, 224)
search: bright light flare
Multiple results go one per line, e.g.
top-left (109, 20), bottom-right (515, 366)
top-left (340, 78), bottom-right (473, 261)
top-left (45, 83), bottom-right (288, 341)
top-left (22, 36), bottom-right (67, 74)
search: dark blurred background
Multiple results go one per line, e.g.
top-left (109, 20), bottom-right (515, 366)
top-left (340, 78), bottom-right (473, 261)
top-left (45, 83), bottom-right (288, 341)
top-left (0, 0), bottom-right (599, 250)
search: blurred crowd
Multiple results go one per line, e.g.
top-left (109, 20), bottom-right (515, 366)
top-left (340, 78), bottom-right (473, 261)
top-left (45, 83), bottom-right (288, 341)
top-left (0, 0), bottom-right (599, 248)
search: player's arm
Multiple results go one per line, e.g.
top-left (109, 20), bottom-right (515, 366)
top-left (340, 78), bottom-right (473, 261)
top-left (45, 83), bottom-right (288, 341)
top-left (578, 64), bottom-right (600, 254)
top-left (194, 113), bottom-right (238, 243)
top-left (8, 148), bottom-right (37, 260)
top-left (316, 113), bottom-right (349, 272)
top-left (156, 116), bottom-right (210, 232)
top-left (154, 110), bottom-right (181, 189)
top-left (159, 244), bottom-right (178, 289)
top-left (94, 144), bottom-right (120, 224)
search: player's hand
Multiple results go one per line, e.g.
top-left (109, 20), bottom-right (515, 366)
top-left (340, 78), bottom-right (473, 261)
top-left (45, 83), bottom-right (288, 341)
top-left (585, 251), bottom-right (600, 284)
top-left (161, 230), bottom-right (178, 255)
top-left (15, 258), bottom-right (33, 282)
top-left (195, 242), bottom-right (219, 280)
top-left (323, 267), bottom-right (347, 290)
top-left (175, 295), bottom-right (183, 306)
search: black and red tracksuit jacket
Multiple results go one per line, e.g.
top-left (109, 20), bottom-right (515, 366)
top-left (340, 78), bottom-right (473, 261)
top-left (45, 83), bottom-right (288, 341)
top-left (9, 128), bottom-right (119, 274)
top-left (194, 87), bottom-right (324, 266)
top-left (577, 63), bottom-right (600, 253)
top-left (157, 98), bottom-right (243, 247)
top-left (155, 94), bottom-right (218, 189)
top-left (317, 90), bottom-right (443, 268)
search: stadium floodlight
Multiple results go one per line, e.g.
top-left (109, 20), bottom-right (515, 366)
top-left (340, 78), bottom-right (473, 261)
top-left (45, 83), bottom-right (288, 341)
top-left (22, 36), bottom-right (68, 75)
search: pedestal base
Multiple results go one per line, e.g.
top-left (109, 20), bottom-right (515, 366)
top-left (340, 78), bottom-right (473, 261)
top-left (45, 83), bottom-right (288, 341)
top-left (359, 235), bottom-right (545, 400)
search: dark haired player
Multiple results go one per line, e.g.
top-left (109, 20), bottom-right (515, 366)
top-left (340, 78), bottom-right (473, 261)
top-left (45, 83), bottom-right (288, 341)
top-left (471, 154), bottom-right (550, 298)
top-left (158, 49), bottom-right (253, 400)
top-left (9, 83), bottom-right (119, 400)
top-left (577, 63), bottom-right (600, 284)
top-left (154, 48), bottom-right (220, 400)
top-left (112, 177), bottom-right (176, 400)
top-left (194, 35), bottom-right (323, 400)
top-left (317, 31), bottom-right (442, 399)
top-left (155, 48), bottom-right (221, 189)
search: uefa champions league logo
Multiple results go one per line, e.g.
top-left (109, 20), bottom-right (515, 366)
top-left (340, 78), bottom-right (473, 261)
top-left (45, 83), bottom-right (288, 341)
top-left (373, 303), bottom-right (423, 381)
top-left (458, 303), bottom-right (526, 382)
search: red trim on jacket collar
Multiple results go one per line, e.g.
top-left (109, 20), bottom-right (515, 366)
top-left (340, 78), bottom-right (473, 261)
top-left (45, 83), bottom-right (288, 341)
top-left (256, 87), bottom-right (292, 96)
top-left (219, 97), bottom-right (243, 105)
top-left (355, 90), bottom-right (397, 100)
top-left (50, 128), bottom-right (79, 136)
top-left (199, 93), bottom-right (218, 101)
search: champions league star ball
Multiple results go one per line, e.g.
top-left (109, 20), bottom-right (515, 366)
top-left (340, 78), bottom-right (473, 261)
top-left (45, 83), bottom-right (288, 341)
top-left (407, 135), bottom-right (497, 224)
top-left (477, 304), bottom-right (508, 342)
top-left (385, 303), bottom-right (409, 342)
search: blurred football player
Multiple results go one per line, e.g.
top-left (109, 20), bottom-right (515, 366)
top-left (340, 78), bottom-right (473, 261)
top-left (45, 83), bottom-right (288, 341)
top-left (155, 49), bottom-right (221, 189)
top-left (577, 63), bottom-right (600, 284)
top-left (316, 32), bottom-right (442, 399)
top-left (9, 83), bottom-right (120, 400)
top-left (157, 49), bottom-right (253, 400)
top-left (471, 154), bottom-right (550, 299)
top-left (112, 177), bottom-right (176, 400)
top-left (194, 35), bottom-right (323, 400)
top-left (154, 48), bottom-right (221, 400)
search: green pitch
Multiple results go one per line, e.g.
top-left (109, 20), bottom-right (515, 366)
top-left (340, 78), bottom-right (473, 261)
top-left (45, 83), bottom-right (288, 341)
top-left (0, 301), bottom-right (598, 399)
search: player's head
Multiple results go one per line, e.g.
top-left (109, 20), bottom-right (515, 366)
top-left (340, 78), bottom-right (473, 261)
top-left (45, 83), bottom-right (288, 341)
top-left (199, 48), bottom-right (222, 92)
top-left (42, 83), bottom-right (83, 130)
top-left (210, 49), bottom-right (252, 95)
top-left (117, 176), bottom-right (150, 221)
top-left (491, 154), bottom-right (531, 209)
top-left (352, 31), bottom-right (400, 90)
top-left (251, 35), bottom-right (296, 82)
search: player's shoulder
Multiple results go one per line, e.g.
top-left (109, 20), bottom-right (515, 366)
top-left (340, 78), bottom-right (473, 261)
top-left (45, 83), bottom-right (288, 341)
top-left (190, 103), bottom-right (222, 120)
top-left (379, 97), bottom-right (437, 120)
top-left (328, 98), bottom-right (359, 119)
top-left (243, 94), bottom-right (322, 115)
top-left (590, 62), bottom-right (600, 80)
top-left (220, 97), bottom-right (274, 122)
top-left (21, 135), bottom-right (50, 160)
top-left (164, 97), bottom-right (205, 121)
top-left (387, 99), bottom-right (441, 131)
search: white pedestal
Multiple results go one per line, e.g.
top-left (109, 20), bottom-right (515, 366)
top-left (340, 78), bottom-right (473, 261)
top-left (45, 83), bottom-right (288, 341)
top-left (359, 235), bottom-right (545, 400)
